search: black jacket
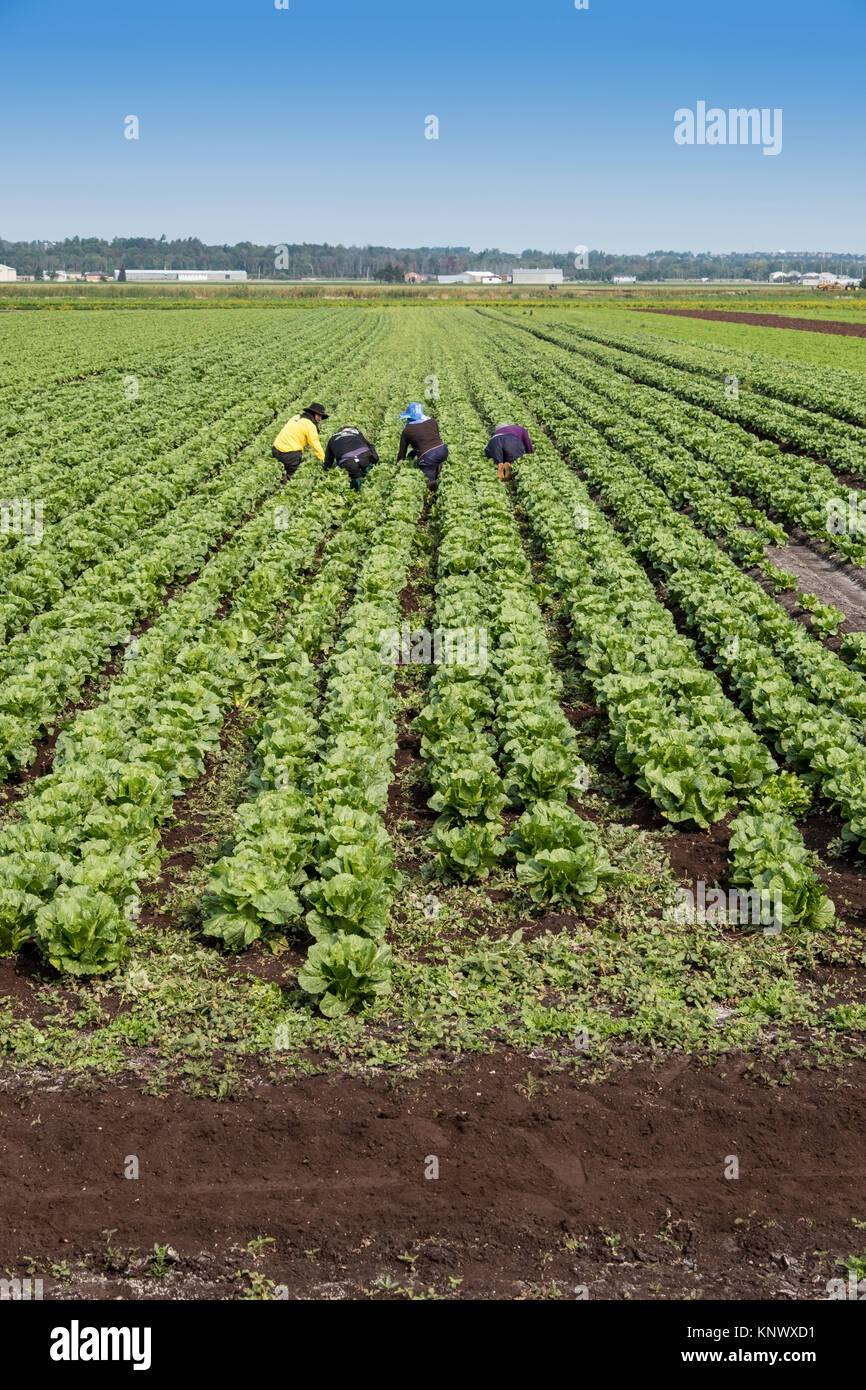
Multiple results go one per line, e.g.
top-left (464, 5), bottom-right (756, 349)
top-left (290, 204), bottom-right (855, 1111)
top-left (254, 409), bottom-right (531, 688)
top-left (323, 426), bottom-right (379, 476)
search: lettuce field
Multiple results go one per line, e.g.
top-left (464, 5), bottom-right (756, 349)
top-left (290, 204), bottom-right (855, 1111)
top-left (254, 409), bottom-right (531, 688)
top-left (1, 302), bottom-right (865, 1301)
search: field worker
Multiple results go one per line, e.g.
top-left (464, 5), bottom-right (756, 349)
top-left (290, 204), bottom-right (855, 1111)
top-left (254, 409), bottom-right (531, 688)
top-left (323, 423), bottom-right (379, 490)
top-left (396, 402), bottom-right (449, 487)
top-left (272, 401), bottom-right (329, 480)
top-left (484, 423), bottom-right (535, 467)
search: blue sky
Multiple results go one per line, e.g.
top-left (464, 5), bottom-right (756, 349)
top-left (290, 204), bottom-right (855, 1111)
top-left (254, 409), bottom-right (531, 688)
top-left (0, 0), bottom-right (863, 253)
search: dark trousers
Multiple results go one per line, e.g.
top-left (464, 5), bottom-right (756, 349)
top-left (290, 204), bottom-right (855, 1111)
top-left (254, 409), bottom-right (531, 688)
top-left (485, 435), bottom-right (526, 464)
top-left (329, 451), bottom-right (373, 485)
top-left (272, 446), bottom-right (303, 479)
top-left (416, 443), bottom-right (449, 483)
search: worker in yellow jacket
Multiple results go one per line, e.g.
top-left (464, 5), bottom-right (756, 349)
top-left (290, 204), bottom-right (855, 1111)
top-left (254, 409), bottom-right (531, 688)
top-left (272, 402), bottom-right (328, 479)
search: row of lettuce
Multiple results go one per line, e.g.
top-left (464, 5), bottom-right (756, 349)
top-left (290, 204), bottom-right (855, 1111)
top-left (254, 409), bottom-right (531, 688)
top-left (501, 311), bottom-right (866, 475)
top-left (484, 311), bottom-right (866, 567)
top-left (467, 318), bottom-right (862, 914)
top-left (478, 316), bottom-right (866, 854)
top-left (0, 317), bottom-right (388, 781)
top-left (202, 453), bottom-right (426, 1016)
top-left (416, 390), bottom-right (617, 904)
top-left (0, 317), bottom-right (426, 999)
top-left (451, 317), bottom-right (840, 932)
top-left (204, 385), bottom-right (620, 1014)
top-left (1, 308), bottom-right (857, 1010)
top-left (0, 312), bottom-right (381, 643)
top-left (0, 307), bottom-right (246, 405)
top-left (0, 463), bottom-right (348, 972)
top-left (530, 310), bottom-right (866, 428)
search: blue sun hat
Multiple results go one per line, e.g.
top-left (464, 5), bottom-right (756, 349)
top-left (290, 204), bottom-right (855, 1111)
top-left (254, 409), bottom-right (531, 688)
top-left (399, 402), bottom-right (427, 423)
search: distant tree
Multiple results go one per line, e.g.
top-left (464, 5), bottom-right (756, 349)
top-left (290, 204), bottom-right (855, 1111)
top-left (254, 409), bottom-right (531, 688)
top-left (34, 264), bottom-right (44, 280)
top-left (118, 264), bottom-right (127, 282)
top-left (1, 233), bottom-right (862, 285)
top-left (376, 263), bottom-right (404, 283)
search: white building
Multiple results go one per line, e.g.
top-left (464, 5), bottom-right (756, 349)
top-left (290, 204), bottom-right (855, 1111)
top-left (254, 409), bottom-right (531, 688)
top-left (0, 265), bottom-right (17, 282)
top-left (612, 275), bottom-right (637, 284)
top-left (510, 268), bottom-right (564, 285)
top-left (770, 271), bottom-right (802, 283)
top-left (114, 269), bottom-right (248, 282)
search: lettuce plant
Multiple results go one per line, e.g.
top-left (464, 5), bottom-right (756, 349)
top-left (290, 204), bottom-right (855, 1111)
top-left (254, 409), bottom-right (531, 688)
top-left (298, 935), bottom-right (392, 1017)
top-left (0, 890), bottom-right (42, 955)
top-left (430, 816), bottom-right (504, 880)
top-left (728, 812), bottom-right (835, 932)
top-left (507, 802), bottom-right (618, 906)
top-left (34, 885), bottom-right (130, 976)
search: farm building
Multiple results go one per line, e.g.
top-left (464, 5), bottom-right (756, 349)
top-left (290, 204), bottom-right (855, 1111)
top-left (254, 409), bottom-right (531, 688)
top-left (0, 264), bottom-right (17, 281)
top-left (510, 268), bottom-right (564, 285)
top-left (612, 275), bottom-right (637, 284)
top-left (114, 269), bottom-right (248, 283)
top-left (437, 270), bottom-right (503, 285)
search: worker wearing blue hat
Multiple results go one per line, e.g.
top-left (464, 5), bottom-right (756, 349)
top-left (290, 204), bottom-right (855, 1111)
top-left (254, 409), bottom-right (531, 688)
top-left (396, 402), bottom-right (449, 486)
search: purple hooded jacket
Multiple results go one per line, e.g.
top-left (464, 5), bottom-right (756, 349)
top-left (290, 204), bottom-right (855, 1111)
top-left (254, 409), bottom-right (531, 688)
top-left (491, 425), bottom-right (534, 453)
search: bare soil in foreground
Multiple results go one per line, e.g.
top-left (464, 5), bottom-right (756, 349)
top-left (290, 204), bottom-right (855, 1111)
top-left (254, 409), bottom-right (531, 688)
top-left (637, 308), bottom-right (866, 337)
top-left (2, 1052), bottom-right (865, 1301)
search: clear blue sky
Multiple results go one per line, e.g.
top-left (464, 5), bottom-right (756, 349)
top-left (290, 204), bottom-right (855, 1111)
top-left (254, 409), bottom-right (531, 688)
top-left (1, 0), bottom-right (862, 253)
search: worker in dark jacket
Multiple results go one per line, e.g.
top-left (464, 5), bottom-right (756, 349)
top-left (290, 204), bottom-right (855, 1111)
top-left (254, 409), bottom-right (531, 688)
top-left (484, 423), bottom-right (535, 466)
top-left (323, 425), bottom-right (379, 489)
top-left (396, 403), bottom-right (449, 486)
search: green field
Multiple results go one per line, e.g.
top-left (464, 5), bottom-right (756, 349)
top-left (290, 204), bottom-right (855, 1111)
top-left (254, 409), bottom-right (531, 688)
top-left (558, 306), bottom-right (866, 374)
top-left (2, 297), bottom-right (866, 1306)
top-left (3, 277), bottom-right (864, 315)
top-left (0, 300), bottom-right (864, 1082)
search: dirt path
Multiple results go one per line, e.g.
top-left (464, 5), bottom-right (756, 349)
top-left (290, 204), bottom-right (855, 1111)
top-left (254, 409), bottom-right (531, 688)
top-left (636, 308), bottom-right (866, 337)
top-left (765, 537), bottom-right (866, 631)
top-left (2, 1053), bottom-right (865, 1301)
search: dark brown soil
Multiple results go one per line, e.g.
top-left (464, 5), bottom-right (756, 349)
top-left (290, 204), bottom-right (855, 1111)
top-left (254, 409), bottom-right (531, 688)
top-left (638, 308), bottom-right (866, 337)
top-left (3, 1052), bottom-right (866, 1300)
top-left (800, 810), bottom-right (866, 931)
top-left (765, 538), bottom-right (866, 633)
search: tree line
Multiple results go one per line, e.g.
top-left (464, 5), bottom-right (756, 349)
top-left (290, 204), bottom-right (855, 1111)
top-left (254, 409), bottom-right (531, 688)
top-left (2, 235), bottom-right (864, 282)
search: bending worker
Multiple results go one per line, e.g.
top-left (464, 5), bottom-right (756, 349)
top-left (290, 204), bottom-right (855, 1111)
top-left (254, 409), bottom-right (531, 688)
top-left (323, 423), bottom-right (379, 490)
top-left (272, 401), bottom-right (329, 480)
top-left (484, 422), bottom-right (535, 467)
top-left (396, 402), bottom-right (449, 486)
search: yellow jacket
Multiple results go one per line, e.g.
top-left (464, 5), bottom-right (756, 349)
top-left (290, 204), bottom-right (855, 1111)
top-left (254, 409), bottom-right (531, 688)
top-left (273, 413), bottom-right (325, 461)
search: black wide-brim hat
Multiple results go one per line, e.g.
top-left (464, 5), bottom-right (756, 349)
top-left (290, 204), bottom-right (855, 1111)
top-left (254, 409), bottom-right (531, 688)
top-left (306, 402), bottom-right (329, 419)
